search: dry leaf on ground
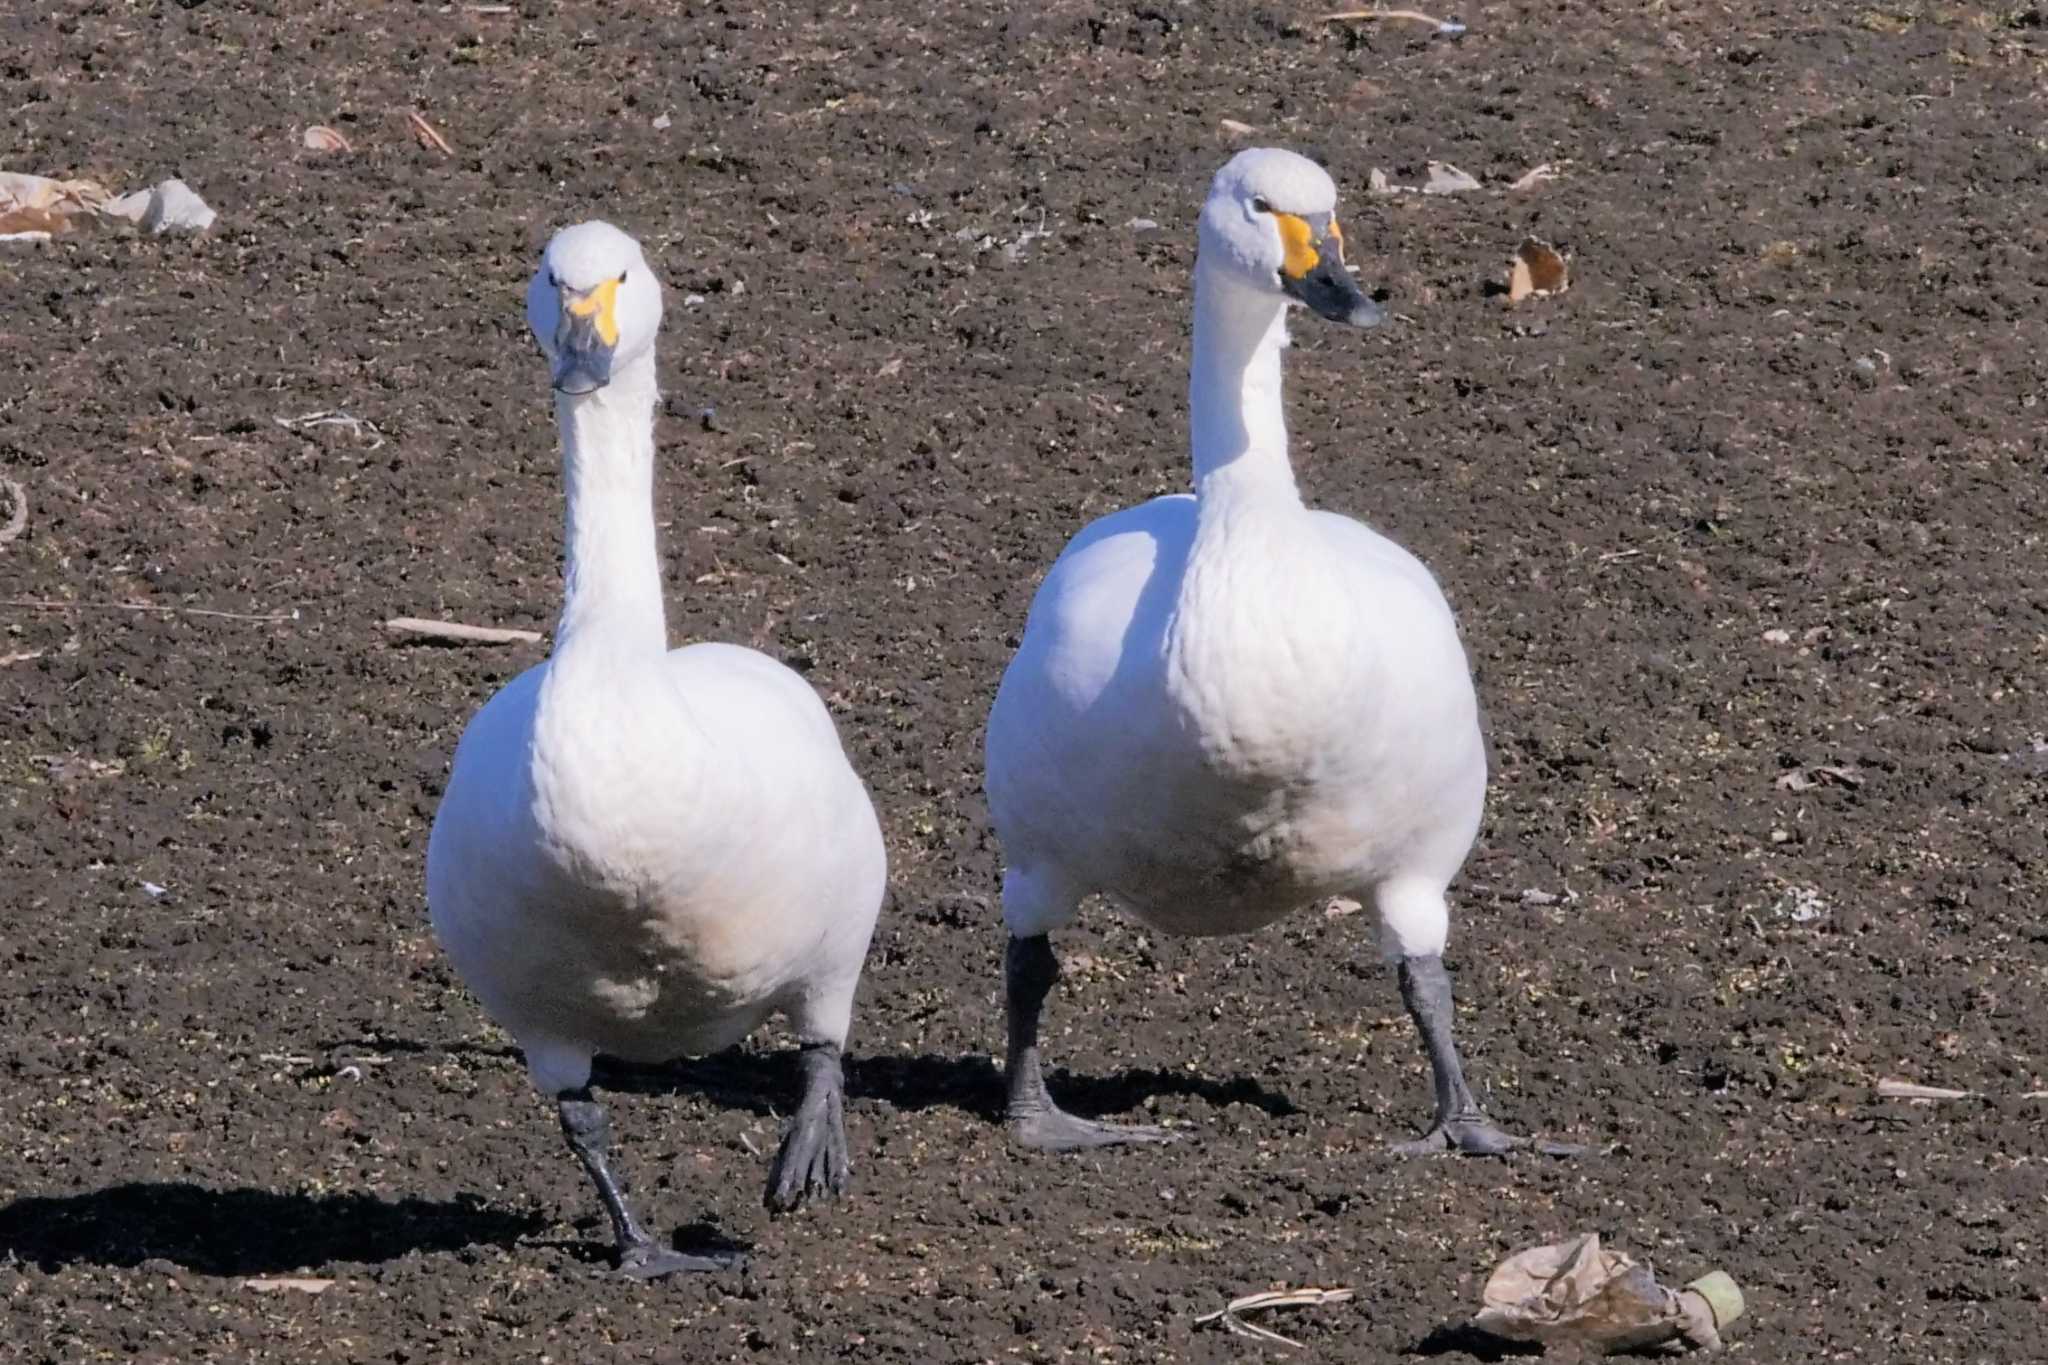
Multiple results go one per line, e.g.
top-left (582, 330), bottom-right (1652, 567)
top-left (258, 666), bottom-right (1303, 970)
top-left (302, 125), bottom-right (353, 154)
top-left (1506, 237), bottom-right (1569, 303)
top-left (1422, 161), bottom-right (1482, 194)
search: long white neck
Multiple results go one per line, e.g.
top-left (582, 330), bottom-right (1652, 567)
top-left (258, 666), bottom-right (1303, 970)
top-left (552, 354), bottom-right (666, 663)
top-left (1188, 265), bottom-right (1300, 511)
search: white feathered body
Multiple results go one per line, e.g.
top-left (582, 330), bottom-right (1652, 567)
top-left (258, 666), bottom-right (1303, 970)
top-left (428, 639), bottom-right (885, 1085)
top-left (986, 489), bottom-right (1485, 939)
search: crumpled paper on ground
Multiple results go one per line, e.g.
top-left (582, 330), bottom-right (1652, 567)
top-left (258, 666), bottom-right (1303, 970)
top-left (102, 177), bottom-right (216, 233)
top-left (0, 171), bottom-right (215, 240)
top-left (1474, 1234), bottom-right (1742, 1354)
top-left (0, 171), bottom-right (110, 238)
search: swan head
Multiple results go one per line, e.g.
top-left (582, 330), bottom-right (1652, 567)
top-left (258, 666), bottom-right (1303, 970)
top-left (526, 221), bottom-right (664, 395)
top-left (1198, 148), bottom-right (1383, 329)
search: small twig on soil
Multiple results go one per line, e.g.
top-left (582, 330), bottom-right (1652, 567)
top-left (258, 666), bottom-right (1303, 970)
top-left (386, 616), bottom-right (544, 646)
top-left (1195, 1287), bottom-right (1354, 1350)
top-left (1463, 883), bottom-right (1579, 907)
top-left (407, 110), bottom-right (455, 155)
top-left (1, 649), bottom-right (45, 666)
top-left (1319, 8), bottom-right (1467, 36)
top-left (0, 476), bottom-right (26, 546)
top-left (3, 597), bottom-right (300, 624)
top-left (1876, 1078), bottom-right (1972, 1102)
top-left (738, 1131), bottom-right (763, 1158)
top-left (467, 2), bottom-right (515, 11)
top-left (274, 409), bottom-right (386, 450)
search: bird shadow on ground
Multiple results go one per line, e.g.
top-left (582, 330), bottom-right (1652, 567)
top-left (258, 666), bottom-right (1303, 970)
top-left (596, 1050), bottom-right (1299, 1127)
top-left (593, 1049), bottom-right (1007, 1121)
top-left (1047, 1065), bottom-right (1301, 1121)
top-left (0, 1183), bottom-right (544, 1275)
top-left (316, 1035), bottom-right (1297, 1129)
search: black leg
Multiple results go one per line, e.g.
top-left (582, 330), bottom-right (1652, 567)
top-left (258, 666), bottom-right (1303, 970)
top-left (1388, 955), bottom-right (1581, 1158)
top-left (1004, 934), bottom-right (1180, 1151)
top-left (557, 1089), bottom-right (744, 1277)
top-left (765, 1041), bottom-right (851, 1212)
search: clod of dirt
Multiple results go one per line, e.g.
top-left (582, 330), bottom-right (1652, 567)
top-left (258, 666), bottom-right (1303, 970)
top-left (0, 475), bottom-right (26, 545)
top-left (1770, 886), bottom-right (1829, 923)
top-left (1775, 764), bottom-right (1864, 792)
top-left (242, 1277), bottom-right (335, 1295)
top-left (1506, 237), bottom-right (1569, 303)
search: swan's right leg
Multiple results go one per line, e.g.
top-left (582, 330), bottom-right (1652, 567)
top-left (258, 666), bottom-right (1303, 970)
top-left (1001, 868), bottom-right (1179, 1151)
top-left (1374, 880), bottom-right (1581, 1159)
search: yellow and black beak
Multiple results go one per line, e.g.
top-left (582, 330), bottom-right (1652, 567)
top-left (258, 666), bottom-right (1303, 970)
top-left (1274, 211), bottom-right (1384, 328)
top-left (552, 276), bottom-right (621, 394)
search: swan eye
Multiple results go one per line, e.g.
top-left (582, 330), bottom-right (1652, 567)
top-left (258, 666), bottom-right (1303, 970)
top-left (616, 269), bottom-right (629, 284)
top-left (1252, 196), bottom-right (1271, 214)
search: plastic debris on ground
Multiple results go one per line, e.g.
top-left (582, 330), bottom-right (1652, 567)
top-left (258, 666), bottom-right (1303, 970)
top-left (1, 170), bottom-right (216, 241)
top-left (1473, 1233), bottom-right (1745, 1354)
top-left (101, 178), bottom-right (217, 234)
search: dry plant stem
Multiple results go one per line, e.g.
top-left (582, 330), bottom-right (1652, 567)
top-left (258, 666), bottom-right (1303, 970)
top-left (3, 597), bottom-right (298, 623)
top-left (407, 111), bottom-right (454, 154)
top-left (1876, 1079), bottom-right (1972, 1101)
top-left (1195, 1288), bottom-right (1355, 1349)
top-left (385, 617), bottom-right (543, 645)
top-left (0, 476), bottom-right (25, 545)
top-left (274, 410), bottom-right (385, 449)
top-left (1320, 8), bottom-right (1458, 27)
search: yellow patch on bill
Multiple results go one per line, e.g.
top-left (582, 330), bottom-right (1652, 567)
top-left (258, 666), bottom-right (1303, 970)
top-left (1275, 212), bottom-right (1320, 279)
top-left (565, 277), bottom-right (622, 346)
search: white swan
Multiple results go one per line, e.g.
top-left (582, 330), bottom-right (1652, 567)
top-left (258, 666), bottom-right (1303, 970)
top-left (985, 149), bottom-right (1574, 1157)
top-left (426, 221), bottom-right (887, 1276)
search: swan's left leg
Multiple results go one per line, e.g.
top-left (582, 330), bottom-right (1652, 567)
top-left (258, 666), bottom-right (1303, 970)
top-left (765, 1042), bottom-right (849, 1211)
top-left (1376, 880), bottom-right (1581, 1158)
top-left (766, 980), bottom-right (857, 1212)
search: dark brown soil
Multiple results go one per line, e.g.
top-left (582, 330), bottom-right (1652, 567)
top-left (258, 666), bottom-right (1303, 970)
top-left (4, 0), bottom-right (2046, 1360)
